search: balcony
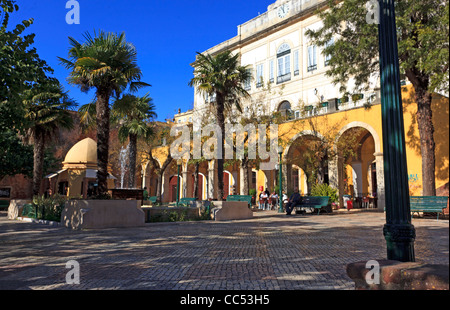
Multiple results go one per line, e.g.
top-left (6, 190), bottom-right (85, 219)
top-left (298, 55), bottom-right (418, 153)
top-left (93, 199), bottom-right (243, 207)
top-left (276, 73), bottom-right (291, 84)
top-left (307, 64), bottom-right (317, 72)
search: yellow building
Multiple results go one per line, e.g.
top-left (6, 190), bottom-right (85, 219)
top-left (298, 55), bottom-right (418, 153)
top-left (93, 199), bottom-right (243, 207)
top-left (45, 138), bottom-right (116, 198)
top-left (141, 0), bottom-right (449, 210)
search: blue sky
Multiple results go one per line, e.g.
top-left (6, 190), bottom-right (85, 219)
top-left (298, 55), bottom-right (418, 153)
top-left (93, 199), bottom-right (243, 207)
top-left (8, 0), bottom-right (275, 122)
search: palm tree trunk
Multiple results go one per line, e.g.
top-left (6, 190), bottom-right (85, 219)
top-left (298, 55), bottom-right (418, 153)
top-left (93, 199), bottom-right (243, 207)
top-left (215, 94), bottom-right (225, 201)
top-left (32, 130), bottom-right (45, 197)
top-left (96, 89), bottom-right (111, 196)
top-left (128, 133), bottom-right (137, 188)
top-left (240, 158), bottom-right (249, 195)
top-left (193, 161), bottom-right (199, 199)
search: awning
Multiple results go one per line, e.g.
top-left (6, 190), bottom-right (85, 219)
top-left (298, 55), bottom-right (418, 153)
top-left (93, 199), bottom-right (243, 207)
top-left (45, 169), bottom-right (67, 179)
top-left (85, 169), bottom-right (117, 180)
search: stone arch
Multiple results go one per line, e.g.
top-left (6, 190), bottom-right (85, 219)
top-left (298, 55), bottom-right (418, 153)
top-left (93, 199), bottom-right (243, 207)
top-left (335, 121), bottom-right (381, 154)
top-left (283, 130), bottom-right (327, 158)
top-left (334, 121), bottom-right (384, 211)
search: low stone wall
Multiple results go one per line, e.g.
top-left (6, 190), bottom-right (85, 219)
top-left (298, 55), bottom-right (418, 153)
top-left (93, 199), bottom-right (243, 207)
top-left (7, 199), bottom-right (32, 220)
top-left (61, 200), bottom-right (145, 230)
top-left (211, 201), bottom-right (253, 221)
top-left (346, 259), bottom-right (449, 290)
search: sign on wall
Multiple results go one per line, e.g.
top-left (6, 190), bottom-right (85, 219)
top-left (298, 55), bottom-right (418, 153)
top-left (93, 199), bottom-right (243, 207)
top-left (0, 187), bottom-right (11, 198)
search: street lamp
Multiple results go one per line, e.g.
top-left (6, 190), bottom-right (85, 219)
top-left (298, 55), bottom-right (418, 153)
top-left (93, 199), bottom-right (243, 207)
top-left (176, 159), bottom-right (182, 207)
top-left (378, 0), bottom-right (415, 261)
top-left (278, 145), bottom-right (284, 213)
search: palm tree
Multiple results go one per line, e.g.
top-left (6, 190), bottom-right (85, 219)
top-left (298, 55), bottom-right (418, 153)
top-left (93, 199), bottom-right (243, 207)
top-left (22, 79), bottom-right (75, 196)
top-left (189, 51), bottom-right (251, 200)
top-left (112, 93), bottom-right (157, 188)
top-left (59, 30), bottom-right (149, 196)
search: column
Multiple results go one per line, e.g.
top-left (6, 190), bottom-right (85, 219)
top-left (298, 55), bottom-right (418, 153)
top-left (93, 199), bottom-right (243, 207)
top-left (378, 0), bottom-right (415, 262)
top-left (374, 152), bottom-right (385, 211)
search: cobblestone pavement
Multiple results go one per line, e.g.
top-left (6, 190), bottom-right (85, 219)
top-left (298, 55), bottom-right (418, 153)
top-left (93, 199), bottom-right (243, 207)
top-left (0, 210), bottom-right (448, 290)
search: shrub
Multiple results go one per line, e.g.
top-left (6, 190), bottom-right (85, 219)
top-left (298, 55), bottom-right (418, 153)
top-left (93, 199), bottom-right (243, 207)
top-left (32, 194), bottom-right (66, 222)
top-left (310, 183), bottom-right (338, 204)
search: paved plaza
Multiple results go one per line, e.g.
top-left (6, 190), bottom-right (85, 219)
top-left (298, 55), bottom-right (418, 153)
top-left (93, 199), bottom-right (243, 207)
top-left (0, 210), bottom-right (448, 290)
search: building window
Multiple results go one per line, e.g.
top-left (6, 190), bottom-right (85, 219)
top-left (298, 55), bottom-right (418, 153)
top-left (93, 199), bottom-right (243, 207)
top-left (244, 68), bottom-right (252, 90)
top-left (307, 45), bottom-right (317, 72)
top-left (277, 43), bottom-right (291, 84)
top-left (269, 60), bottom-right (274, 83)
top-left (293, 50), bottom-right (299, 76)
top-left (324, 38), bottom-right (334, 66)
top-left (256, 63), bottom-right (264, 88)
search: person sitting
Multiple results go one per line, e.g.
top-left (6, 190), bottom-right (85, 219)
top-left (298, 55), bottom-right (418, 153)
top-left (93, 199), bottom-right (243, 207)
top-left (285, 187), bottom-right (301, 215)
top-left (269, 192), bottom-right (278, 210)
top-left (260, 191), bottom-right (268, 210)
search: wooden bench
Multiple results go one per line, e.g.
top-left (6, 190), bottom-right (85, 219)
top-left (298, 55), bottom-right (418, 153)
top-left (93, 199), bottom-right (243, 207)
top-left (226, 195), bottom-right (253, 208)
top-left (178, 197), bottom-right (196, 207)
top-left (295, 196), bottom-right (330, 215)
top-left (410, 196), bottom-right (448, 220)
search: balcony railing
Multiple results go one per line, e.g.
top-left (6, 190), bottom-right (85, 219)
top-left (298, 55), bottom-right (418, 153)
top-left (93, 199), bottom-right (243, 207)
top-left (276, 73), bottom-right (291, 84)
top-left (307, 64), bottom-right (317, 72)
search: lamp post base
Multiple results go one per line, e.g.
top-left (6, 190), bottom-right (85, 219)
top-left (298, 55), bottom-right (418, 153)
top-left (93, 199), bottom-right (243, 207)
top-left (383, 223), bottom-right (416, 262)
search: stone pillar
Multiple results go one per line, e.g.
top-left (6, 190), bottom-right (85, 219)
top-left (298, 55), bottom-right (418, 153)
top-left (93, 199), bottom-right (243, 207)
top-left (208, 161), bottom-right (215, 200)
top-left (239, 166), bottom-right (245, 195)
top-left (374, 152), bottom-right (385, 211)
top-left (328, 156), bottom-right (339, 190)
top-left (351, 161), bottom-right (363, 197)
top-left (182, 171), bottom-right (188, 198)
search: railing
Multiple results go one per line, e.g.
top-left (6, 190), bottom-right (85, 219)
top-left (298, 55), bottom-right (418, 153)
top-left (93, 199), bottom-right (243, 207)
top-left (277, 72), bottom-right (291, 84)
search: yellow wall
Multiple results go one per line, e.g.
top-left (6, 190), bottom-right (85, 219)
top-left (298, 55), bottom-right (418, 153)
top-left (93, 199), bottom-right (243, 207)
top-left (148, 85), bottom-right (449, 197)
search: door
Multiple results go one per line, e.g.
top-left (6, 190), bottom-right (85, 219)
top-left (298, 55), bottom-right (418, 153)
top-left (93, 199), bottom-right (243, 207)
top-left (223, 172), bottom-right (229, 200)
top-left (169, 176), bottom-right (179, 202)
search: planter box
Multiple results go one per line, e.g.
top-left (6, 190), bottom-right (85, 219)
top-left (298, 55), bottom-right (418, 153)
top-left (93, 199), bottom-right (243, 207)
top-left (61, 199), bottom-right (145, 230)
top-left (211, 201), bottom-right (253, 221)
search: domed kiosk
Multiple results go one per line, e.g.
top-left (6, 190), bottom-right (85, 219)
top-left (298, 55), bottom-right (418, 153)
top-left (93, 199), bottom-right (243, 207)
top-left (45, 138), bottom-right (116, 198)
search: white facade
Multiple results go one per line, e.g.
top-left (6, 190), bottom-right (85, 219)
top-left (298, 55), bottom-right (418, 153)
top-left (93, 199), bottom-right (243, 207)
top-left (192, 0), bottom-right (380, 121)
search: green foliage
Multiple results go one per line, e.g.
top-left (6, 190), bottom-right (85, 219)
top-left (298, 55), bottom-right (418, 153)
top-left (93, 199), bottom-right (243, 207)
top-left (31, 194), bottom-right (66, 222)
top-left (306, 0), bottom-right (449, 94)
top-left (0, 129), bottom-right (33, 179)
top-left (249, 188), bottom-right (257, 197)
top-left (112, 93), bottom-right (156, 143)
top-left (0, 0), bottom-right (53, 144)
top-left (189, 50), bottom-right (252, 113)
top-left (310, 183), bottom-right (338, 204)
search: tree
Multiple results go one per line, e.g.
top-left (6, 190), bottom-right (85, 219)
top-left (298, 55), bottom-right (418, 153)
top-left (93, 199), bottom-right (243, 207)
top-left (59, 30), bottom-right (149, 196)
top-left (306, 0), bottom-right (449, 196)
top-left (22, 79), bottom-right (75, 196)
top-left (112, 93), bottom-right (157, 188)
top-left (189, 51), bottom-right (252, 200)
top-left (1, 0), bottom-right (52, 150)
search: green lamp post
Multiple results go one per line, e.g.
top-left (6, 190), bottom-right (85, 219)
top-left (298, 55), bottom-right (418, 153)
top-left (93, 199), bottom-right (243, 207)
top-left (278, 145), bottom-right (284, 213)
top-left (378, 0), bottom-right (415, 262)
top-left (176, 159), bottom-right (182, 207)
